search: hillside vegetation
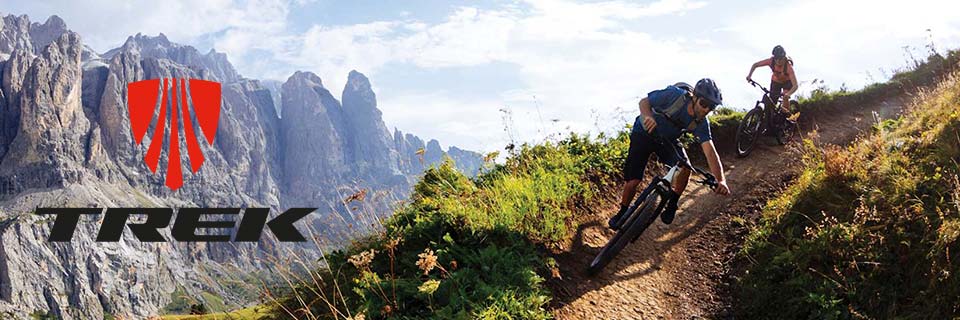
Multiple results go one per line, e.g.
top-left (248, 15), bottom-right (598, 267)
top-left (736, 52), bottom-right (960, 318)
top-left (169, 49), bottom-right (960, 319)
top-left (261, 131), bottom-right (633, 318)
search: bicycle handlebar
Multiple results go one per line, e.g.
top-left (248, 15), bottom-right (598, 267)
top-left (748, 79), bottom-right (770, 94)
top-left (692, 166), bottom-right (718, 189)
top-left (652, 136), bottom-right (719, 189)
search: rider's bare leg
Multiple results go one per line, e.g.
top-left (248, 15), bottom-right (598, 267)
top-left (610, 178), bottom-right (643, 228)
top-left (620, 179), bottom-right (642, 207)
top-left (672, 167), bottom-right (691, 195)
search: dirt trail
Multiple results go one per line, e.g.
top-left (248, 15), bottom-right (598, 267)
top-left (550, 97), bottom-right (908, 319)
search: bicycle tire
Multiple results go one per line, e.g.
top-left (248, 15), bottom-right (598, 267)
top-left (736, 108), bottom-right (763, 157)
top-left (588, 192), bottom-right (660, 275)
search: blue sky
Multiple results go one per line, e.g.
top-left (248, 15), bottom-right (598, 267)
top-left (3, 0), bottom-right (959, 153)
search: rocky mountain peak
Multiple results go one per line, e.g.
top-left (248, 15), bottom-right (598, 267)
top-left (104, 33), bottom-right (239, 83)
top-left (345, 70), bottom-right (372, 93)
top-left (0, 14), bottom-right (70, 56)
top-left (0, 14), bottom-right (32, 54)
top-left (286, 70), bottom-right (324, 89)
top-left (109, 32), bottom-right (176, 59)
top-left (28, 15), bottom-right (68, 50)
top-left (343, 70), bottom-right (377, 114)
top-left (38, 15), bottom-right (66, 29)
top-left (124, 32), bottom-right (172, 49)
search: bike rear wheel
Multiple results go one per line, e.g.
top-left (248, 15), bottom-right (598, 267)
top-left (588, 192), bottom-right (661, 275)
top-left (736, 108), bottom-right (763, 157)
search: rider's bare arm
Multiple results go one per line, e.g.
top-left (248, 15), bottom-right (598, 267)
top-left (639, 98), bottom-right (657, 133)
top-left (746, 58), bottom-right (772, 81)
top-left (700, 140), bottom-right (730, 195)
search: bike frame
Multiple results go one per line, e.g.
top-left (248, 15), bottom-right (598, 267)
top-left (611, 139), bottom-right (716, 233)
top-left (590, 138), bottom-right (716, 274)
top-left (749, 79), bottom-right (784, 130)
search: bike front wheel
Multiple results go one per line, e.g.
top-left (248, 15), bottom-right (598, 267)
top-left (588, 192), bottom-right (661, 275)
top-left (736, 108), bottom-right (763, 157)
top-left (775, 119), bottom-right (800, 145)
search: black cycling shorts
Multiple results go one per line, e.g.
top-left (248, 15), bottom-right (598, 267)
top-left (623, 127), bottom-right (679, 181)
top-left (770, 80), bottom-right (793, 102)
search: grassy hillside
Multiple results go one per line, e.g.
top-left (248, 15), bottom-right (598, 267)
top-left (736, 61), bottom-right (960, 317)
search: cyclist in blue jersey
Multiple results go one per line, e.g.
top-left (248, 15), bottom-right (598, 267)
top-left (609, 79), bottom-right (731, 228)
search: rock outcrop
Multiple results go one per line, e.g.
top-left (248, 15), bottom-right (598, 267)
top-left (279, 71), bottom-right (349, 208)
top-left (341, 70), bottom-right (402, 181)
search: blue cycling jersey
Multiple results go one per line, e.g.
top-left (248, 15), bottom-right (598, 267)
top-left (632, 85), bottom-right (712, 144)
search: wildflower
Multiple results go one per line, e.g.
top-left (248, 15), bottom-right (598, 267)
top-left (348, 249), bottom-right (377, 269)
top-left (344, 189), bottom-right (368, 203)
top-left (483, 151), bottom-right (500, 163)
top-left (385, 237), bottom-right (401, 251)
top-left (416, 248), bottom-right (438, 275)
top-left (418, 279), bottom-right (441, 295)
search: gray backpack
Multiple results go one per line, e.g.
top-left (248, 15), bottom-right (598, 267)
top-left (654, 83), bottom-right (700, 131)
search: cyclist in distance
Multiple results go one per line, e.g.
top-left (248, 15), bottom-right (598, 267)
top-left (609, 79), bottom-right (731, 229)
top-left (746, 45), bottom-right (799, 130)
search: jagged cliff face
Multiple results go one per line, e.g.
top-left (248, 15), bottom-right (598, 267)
top-left (0, 14), bottom-right (482, 319)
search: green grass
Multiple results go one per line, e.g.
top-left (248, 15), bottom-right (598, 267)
top-left (736, 61), bottom-right (960, 318)
top-left (162, 287), bottom-right (195, 315)
top-left (163, 286), bottom-right (248, 318)
top-left (201, 292), bottom-right (229, 313)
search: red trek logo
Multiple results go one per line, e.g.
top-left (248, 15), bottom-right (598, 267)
top-left (36, 78), bottom-right (317, 243)
top-left (127, 78), bottom-right (221, 190)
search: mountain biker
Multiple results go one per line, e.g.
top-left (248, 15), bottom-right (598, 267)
top-left (746, 45), bottom-right (798, 131)
top-left (609, 79), bottom-right (731, 228)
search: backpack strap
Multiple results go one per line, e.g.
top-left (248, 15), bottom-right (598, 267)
top-left (654, 86), bottom-right (699, 131)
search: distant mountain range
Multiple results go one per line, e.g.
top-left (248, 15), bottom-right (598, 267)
top-left (0, 14), bottom-right (482, 319)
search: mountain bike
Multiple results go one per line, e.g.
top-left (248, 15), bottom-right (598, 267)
top-left (735, 80), bottom-right (801, 157)
top-left (588, 138), bottom-right (717, 275)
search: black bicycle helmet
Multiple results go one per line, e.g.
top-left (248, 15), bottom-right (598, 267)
top-left (694, 78), bottom-right (722, 106)
top-left (772, 45), bottom-right (786, 59)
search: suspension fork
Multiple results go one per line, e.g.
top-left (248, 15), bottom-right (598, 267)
top-left (630, 181), bottom-right (672, 243)
top-left (631, 180), bottom-right (659, 208)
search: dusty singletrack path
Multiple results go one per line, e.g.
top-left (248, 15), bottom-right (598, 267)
top-left (550, 97), bottom-right (907, 319)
